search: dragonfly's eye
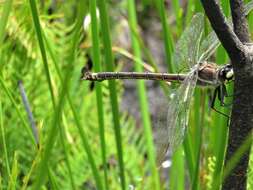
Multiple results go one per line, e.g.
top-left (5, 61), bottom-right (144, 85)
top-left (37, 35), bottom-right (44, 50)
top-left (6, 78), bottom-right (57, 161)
top-left (221, 64), bottom-right (234, 82)
top-left (226, 69), bottom-right (234, 80)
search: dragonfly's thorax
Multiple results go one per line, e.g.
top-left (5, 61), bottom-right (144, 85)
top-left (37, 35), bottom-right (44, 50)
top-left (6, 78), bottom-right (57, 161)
top-left (197, 62), bottom-right (221, 86)
top-left (197, 62), bottom-right (233, 87)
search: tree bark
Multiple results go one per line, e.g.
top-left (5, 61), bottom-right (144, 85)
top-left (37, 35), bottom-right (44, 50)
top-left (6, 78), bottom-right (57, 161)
top-left (201, 0), bottom-right (252, 189)
top-left (230, 0), bottom-right (250, 43)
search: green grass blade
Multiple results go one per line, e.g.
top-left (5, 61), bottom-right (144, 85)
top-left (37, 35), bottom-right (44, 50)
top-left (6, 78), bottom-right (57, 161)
top-left (212, 131), bottom-right (252, 189)
top-left (141, 0), bottom-right (151, 6)
top-left (155, 0), bottom-right (174, 72)
top-left (194, 0), bottom-right (203, 12)
top-left (42, 17), bottom-right (107, 190)
top-left (121, 16), bottom-right (169, 95)
top-left (45, 36), bottom-right (103, 190)
top-left (171, 0), bottom-right (183, 34)
top-left (47, 168), bottom-right (60, 190)
top-left (222, 132), bottom-right (252, 184)
top-left (183, 134), bottom-right (195, 181)
top-left (170, 147), bottom-right (184, 190)
top-left (127, 0), bottom-right (161, 189)
top-left (32, 2), bottom-right (103, 189)
top-left (191, 90), bottom-right (206, 190)
top-left (0, 102), bottom-right (11, 180)
top-left (68, 94), bottom-right (104, 190)
top-left (0, 0), bottom-right (13, 45)
top-left (29, 2), bottom-right (78, 189)
top-left (42, 33), bottom-right (77, 190)
top-left (58, 122), bottom-right (76, 190)
top-left (221, 0), bottom-right (230, 16)
top-left (123, 17), bottom-right (159, 71)
top-left (89, 0), bottom-right (108, 189)
top-left (245, 0), bottom-right (253, 31)
top-left (98, 1), bottom-right (126, 189)
top-left (183, 89), bottom-right (201, 188)
top-left (185, 0), bottom-right (195, 24)
top-left (28, 0), bottom-right (55, 108)
top-left (0, 2), bottom-right (22, 175)
top-left (21, 152), bottom-right (40, 190)
top-left (8, 152), bottom-right (19, 190)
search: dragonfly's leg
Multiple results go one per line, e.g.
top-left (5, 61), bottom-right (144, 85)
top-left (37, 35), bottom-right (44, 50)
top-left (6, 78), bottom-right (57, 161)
top-left (217, 85), bottom-right (222, 100)
top-left (211, 87), bottom-right (230, 119)
top-left (220, 84), bottom-right (235, 107)
top-left (222, 84), bottom-right (228, 97)
top-left (211, 86), bottom-right (219, 108)
top-left (220, 84), bottom-right (226, 106)
top-left (207, 89), bottom-right (213, 108)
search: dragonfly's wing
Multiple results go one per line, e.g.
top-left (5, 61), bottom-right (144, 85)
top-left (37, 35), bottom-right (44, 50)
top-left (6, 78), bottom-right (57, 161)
top-left (198, 31), bottom-right (220, 62)
top-left (167, 71), bottom-right (198, 153)
top-left (173, 13), bottom-right (204, 72)
top-left (245, 1), bottom-right (253, 15)
top-left (156, 71), bottom-right (198, 164)
top-left (199, 1), bottom-right (253, 62)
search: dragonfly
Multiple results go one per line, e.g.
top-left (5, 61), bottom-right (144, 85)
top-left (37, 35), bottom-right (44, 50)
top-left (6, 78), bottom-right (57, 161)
top-left (81, 2), bottom-right (253, 164)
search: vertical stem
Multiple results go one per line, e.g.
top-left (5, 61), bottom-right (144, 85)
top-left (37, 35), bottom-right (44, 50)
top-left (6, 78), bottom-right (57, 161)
top-left (192, 89), bottom-right (205, 190)
top-left (90, 0), bottom-right (108, 189)
top-left (155, 0), bottom-right (174, 72)
top-left (127, 1), bottom-right (161, 189)
top-left (98, 1), bottom-right (126, 189)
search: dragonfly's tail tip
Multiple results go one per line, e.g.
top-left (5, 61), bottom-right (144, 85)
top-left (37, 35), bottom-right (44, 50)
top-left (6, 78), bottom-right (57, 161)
top-left (80, 71), bottom-right (93, 81)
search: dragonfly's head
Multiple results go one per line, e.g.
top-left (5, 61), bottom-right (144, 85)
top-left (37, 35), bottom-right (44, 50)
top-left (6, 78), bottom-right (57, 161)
top-left (219, 64), bottom-right (234, 83)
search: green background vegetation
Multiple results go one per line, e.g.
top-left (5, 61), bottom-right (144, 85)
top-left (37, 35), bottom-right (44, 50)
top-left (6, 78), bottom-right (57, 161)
top-left (0, 0), bottom-right (252, 189)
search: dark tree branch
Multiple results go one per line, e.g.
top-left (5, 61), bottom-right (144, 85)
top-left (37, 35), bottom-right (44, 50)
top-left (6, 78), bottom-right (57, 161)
top-left (230, 0), bottom-right (251, 43)
top-left (223, 65), bottom-right (253, 190)
top-left (201, 1), bottom-right (253, 190)
top-left (200, 0), bottom-right (245, 62)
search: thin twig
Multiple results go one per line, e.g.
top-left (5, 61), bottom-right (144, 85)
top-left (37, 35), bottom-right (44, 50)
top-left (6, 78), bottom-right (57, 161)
top-left (230, 0), bottom-right (251, 43)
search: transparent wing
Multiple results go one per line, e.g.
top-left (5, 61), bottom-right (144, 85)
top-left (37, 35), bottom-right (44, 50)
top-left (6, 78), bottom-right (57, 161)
top-left (198, 31), bottom-right (220, 62)
top-left (245, 1), bottom-right (253, 15)
top-left (167, 71), bottom-right (197, 153)
top-left (173, 13), bottom-right (204, 72)
top-left (156, 71), bottom-right (198, 164)
top-left (199, 2), bottom-right (253, 62)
